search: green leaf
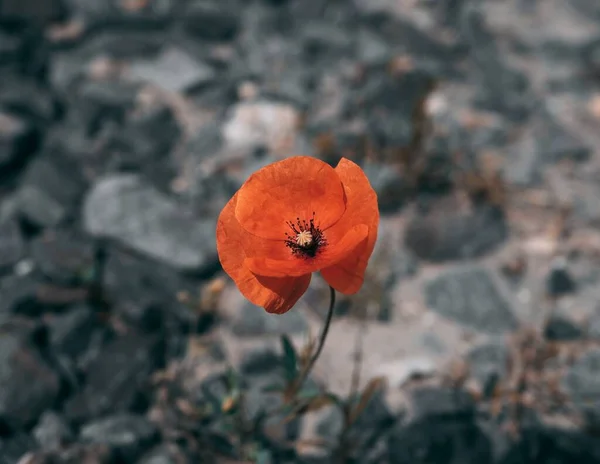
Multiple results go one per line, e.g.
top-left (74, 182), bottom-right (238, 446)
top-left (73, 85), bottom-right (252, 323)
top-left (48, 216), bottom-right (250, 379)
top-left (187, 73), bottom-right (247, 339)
top-left (280, 334), bottom-right (298, 383)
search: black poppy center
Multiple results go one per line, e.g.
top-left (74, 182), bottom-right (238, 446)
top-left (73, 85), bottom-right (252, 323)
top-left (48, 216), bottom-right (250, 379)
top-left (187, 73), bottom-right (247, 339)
top-left (284, 212), bottom-right (327, 258)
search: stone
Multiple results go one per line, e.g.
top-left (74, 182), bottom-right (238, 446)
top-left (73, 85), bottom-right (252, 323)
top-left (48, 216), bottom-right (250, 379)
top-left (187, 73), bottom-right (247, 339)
top-left (0, 274), bottom-right (42, 316)
top-left (372, 357), bottom-right (437, 388)
top-left (544, 316), bottom-right (583, 341)
top-left (222, 101), bottom-right (301, 155)
top-left (128, 47), bottom-right (216, 93)
top-left (138, 444), bottom-right (188, 464)
top-left (15, 155), bottom-right (87, 228)
top-left (425, 267), bottom-right (519, 334)
top-left (317, 388), bottom-right (394, 461)
top-left (467, 341), bottom-right (508, 396)
top-left (562, 347), bottom-right (600, 425)
top-left (0, 326), bottom-right (60, 429)
top-left (0, 77), bottom-right (57, 125)
top-left (0, 433), bottom-right (37, 463)
top-left (182, 1), bottom-right (240, 41)
top-left (0, 111), bottom-right (37, 168)
top-left (499, 427), bottom-right (600, 464)
top-left (47, 305), bottom-right (98, 361)
top-left (111, 104), bottom-right (180, 169)
top-left (357, 29), bottom-right (391, 64)
top-left (546, 258), bottom-right (576, 297)
top-left (389, 414), bottom-right (492, 464)
top-left (0, 218), bottom-right (24, 274)
top-left (80, 414), bottom-right (159, 462)
top-left (405, 206), bottom-right (508, 262)
top-left (83, 174), bottom-right (217, 272)
top-left (0, 0), bottom-right (66, 24)
top-left (30, 230), bottom-right (96, 286)
top-left (462, 8), bottom-right (532, 120)
top-left (64, 333), bottom-right (164, 422)
top-left (362, 161), bottom-right (406, 214)
top-left (239, 346), bottom-right (281, 377)
top-left (231, 300), bottom-right (309, 337)
top-left (33, 412), bottom-right (74, 449)
top-left (20, 443), bottom-right (114, 463)
top-left (410, 386), bottom-right (476, 419)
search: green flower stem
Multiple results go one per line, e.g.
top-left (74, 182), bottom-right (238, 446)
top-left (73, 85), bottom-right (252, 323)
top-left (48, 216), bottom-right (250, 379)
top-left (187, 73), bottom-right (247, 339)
top-left (296, 285), bottom-right (336, 390)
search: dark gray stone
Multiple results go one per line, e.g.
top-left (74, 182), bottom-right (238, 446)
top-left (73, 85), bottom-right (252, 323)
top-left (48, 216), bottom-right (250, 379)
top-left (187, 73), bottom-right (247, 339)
top-left (389, 414), bottom-right (492, 464)
top-left (425, 267), bottom-right (519, 334)
top-left (138, 444), bottom-right (188, 464)
top-left (231, 300), bottom-right (308, 337)
top-left (0, 433), bottom-right (37, 464)
top-left (544, 316), bottom-right (583, 341)
top-left (64, 334), bottom-right (163, 422)
top-left (0, 111), bottom-right (37, 168)
top-left (31, 230), bottom-right (95, 286)
top-left (239, 346), bottom-right (281, 377)
top-left (411, 386), bottom-right (476, 419)
top-left (0, 326), bottom-right (60, 429)
top-left (182, 1), bottom-right (240, 41)
top-left (83, 174), bottom-right (217, 272)
top-left (0, 274), bottom-right (41, 316)
top-left (21, 443), bottom-right (114, 463)
top-left (405, 206), bottom-right (508, 262)
top-left (562, 348), bottom-right (600, 425)
top-left (462, 8), bottom-right (532, 120)
top-left (499, 427), bottom-right (600, 464)
top-left (80, 414), bottom-right (159, 462)
top-left (48, 305), bottom-right (97, 361)
top-left (0, 218), bottom-right (24, 274)
top-left (129, 47), bottom-right (216, 93)
top-left (0, 0), bottom-right (65, 23)
top-left (33, 411), bottom-right (74, 449)
top-left (363, 161), bottom-right (406, 214)
top-left (546, 260), bottom-right (576, 297)
top-left (467, 342), bottom-right (508, 396)
top-left (15, 155), bottom-right (87, 228)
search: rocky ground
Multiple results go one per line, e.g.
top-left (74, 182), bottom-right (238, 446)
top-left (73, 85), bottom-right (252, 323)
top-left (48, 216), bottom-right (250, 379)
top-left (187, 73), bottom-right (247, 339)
top-left (2, 0), bottom-right (600, 462)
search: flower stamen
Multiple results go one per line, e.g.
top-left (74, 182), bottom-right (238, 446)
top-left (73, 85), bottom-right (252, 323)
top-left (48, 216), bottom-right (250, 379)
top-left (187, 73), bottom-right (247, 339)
top-left (284, 212), bottom-right (326, 258)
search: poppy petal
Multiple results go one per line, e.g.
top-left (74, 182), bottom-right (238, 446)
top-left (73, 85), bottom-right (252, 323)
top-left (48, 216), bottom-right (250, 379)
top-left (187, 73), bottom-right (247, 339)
top-left (320, 158), bottom-right (379, 294)
top-left (217, 193), bottom-right (311, 314)
top-left (234, 156), bottom-right (347, 240)
top-left (244, 224), bottom-right (368, 277)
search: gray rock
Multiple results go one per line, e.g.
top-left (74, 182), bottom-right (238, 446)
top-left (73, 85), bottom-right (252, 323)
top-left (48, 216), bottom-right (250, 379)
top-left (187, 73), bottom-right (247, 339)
top-left (0, 326), bottom-right (60, 429)
top-left (0, 111), bottom-right (36, 167)
top-left (562, 348), bottom-right (600, 425)
top-left (405, 206), bottom-right (508, 262)
top-left (411, 386), bottom-right (476, 419)
top-left (231, 300), bottom-right (308, 337)
top-left (0, 218), bottom-right (24, 274)
top-left (33, 412), bottom-right (74, 449)
top-left (363, 161), bottom-right (406, 214)
top-left (544, 315), bottom-right (583, 341)
top-left (64, 334), bottom-right (163, 422)
top-left (129, 47), bottom-right (216, 93)
top-left (15, 155), bottom-right (87, 228)
top-left (83, 174), bottom-right (217, 272)
top-left (138, 444), bottom-right (188, 464)
top-left (467, 341), bottom-right (508, 396)
top-left (425, 267), bottom-right (519, 334)
top-left (80, 414), bottom-right (159, 462)
top-left (182, 0), bottom-right (240, 41)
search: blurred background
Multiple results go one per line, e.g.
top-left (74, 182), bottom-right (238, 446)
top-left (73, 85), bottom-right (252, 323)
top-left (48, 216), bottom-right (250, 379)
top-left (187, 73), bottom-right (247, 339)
top-left (1, 0), bottom-right (600, 462)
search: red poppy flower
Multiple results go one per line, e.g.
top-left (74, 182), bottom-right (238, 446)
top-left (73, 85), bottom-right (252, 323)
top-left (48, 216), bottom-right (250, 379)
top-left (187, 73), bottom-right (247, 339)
top-left (216, 156), bottom-right (379, 314)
